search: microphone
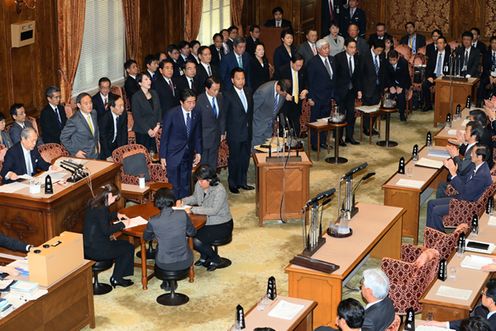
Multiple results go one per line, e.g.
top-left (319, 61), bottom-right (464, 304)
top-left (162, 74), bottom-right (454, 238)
top-left (353, 172), bottom-right (376, 194)
top-left (342, 162), bottom-right (368, 179)
top-left (305, 188), bottom-right (336, 207)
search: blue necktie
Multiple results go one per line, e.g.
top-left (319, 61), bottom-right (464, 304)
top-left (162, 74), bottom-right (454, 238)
top-left (186, 113), bottom-right (191, 137)
top-left (239, 90), bottom-right (248, 112)
top-left (374, 55), bottom-right (380, 85)
top-left (211, 97), bottom-right (217, 118)
top-left (435, 53), bottom-right (443, 77)
top-left (273, 94), bottom-right (279, 115)
top-left (238, 56), bottom-right (243, 69)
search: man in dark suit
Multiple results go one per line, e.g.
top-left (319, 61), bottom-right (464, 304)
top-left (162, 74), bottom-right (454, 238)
top-left (471, 27), bottom-right (487, 55)
top-left (348, 23), bottom-right (369, 56)
top-left (159, 89), bottom-right (202, 199)
top-left (427, 144), bottom-right (493, 232)
top-left (92, 77), bottom-right (118, 119)
top-left (307, 38), bottom-right (336, 149)
top-left (314, 298), bottom-right (364, 331)
top-left (0, 127), bottom-right (52, 184)
top-left (177, 40), bottom-right (194, 69)
top-left (321, 0), bottom-right (343, 37)
top-left (8, 103), bottom-right (38, 145)
top-left (40, 86), bottom-right (67, 144)
top-left (0, 233), bottom-right (31, 252)
top-left (422, 36), bottom-right (450, 112)
top-left (425, 29), bottom-right (451, 62)
top-left (385, 50), bottom-right (411, 121)
top-left (98, 96), bottom-right (128, 160)
top-left (368, 22), bottom-right (393, 47)
top-left (224, 68), bottom-right (254, 194)
top-left (167, 44), bottom-right (183, 78)
top-left (264, 6), bottom-right (292, 30)
top-left (124, 59), bottom-right (140, 99)
top-left (196, 46), bottom-right (219, 88)
top-left (335, 39), bottom-right (362, 145)
top-left (361, 268), bottom-right (395, 331)
top-left (297, 29), bottom-right (319, 65)
top-left (152, 60), bottom-right (180, 116)
top-left (174, 60), bottom-right (201, 95)
top-left (226, 26), bottom-right (239, 52)
top-left (219, 37), bottom-right (252, 90)
top-left (210, 33), bottom-right (225, 67)
top-left (197, 77), bottom-right (225, 170)
top-left (456, 31), bottom-right (481, 78)
top-left (246, 25), bottom-right (261, 56)
top-left (144, 54), bottom-right (159, 81)
top-left (400, 22), bottom-right (426, 55)
top-left (479, 36), bottom-right (496, 102)
top-left (340, 0), bottom-right (366, 38)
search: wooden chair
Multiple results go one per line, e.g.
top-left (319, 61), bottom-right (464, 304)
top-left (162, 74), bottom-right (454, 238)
top-left (127, 111), bottom-right (136, 144)
top-left (216, 139), bottom-right (229, 172)
top-left (37, 143), bottom-right (69, 163)
top-left (299, 99), bottom-right (311, 138)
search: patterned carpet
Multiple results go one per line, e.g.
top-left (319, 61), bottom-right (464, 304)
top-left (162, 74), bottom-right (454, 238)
top-left (82, 110), bottom-right (435, 330)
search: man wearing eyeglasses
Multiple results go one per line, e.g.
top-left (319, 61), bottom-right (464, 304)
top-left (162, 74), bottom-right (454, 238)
top-left (40, 86), bottom-right (67, 144)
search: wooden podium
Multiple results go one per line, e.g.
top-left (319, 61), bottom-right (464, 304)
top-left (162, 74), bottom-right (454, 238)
top-left (253, 151), bottom-right (312, 226)
top-left (433, 77), bottom-right (479, 126)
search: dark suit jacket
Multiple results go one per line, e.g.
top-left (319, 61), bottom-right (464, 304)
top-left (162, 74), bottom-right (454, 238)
top-left (210, 45), bottom-right (225, 67)
top-left (40, 104), bottom-right (67, 144)
top-left (425, 49), bottom-right (451, 79)
top-left (177, 54), bottom-right (195, 69)
top-left (385, 57), bottom-right (412, 89)
top-left (159, 106), bottom-right (202, 167)
top-left (152, 75), bottom-right (179, 117)
top-left (246, 36), bottom-right (261, 56)
top-left (341, 7), bottom-right (367, 38)
top-left (399, 34), bottom-right (427, 53)
top-left (0, 142), bottom-right (50, 184)
top-left (196, 62), bottom-right (219, 89)
top-left (0, 233), bottom-right (28, 252)
top-left (359, 50), bottom-right (388, 104)
top-left (355, 37), bottom-right (371, 56)
top-left (273, 45), bottom-right (297, 75)
top-left (450, 305), bottom-right (496, 330)
top-left (224, 86), bottom-right (254, 143)
top-left (321, 0), bottom-right (344, 36)
top-left (334, 51), bottom-right (361, 101)
top-left (368, 33), bottom-right (393, 46)
top-left (456, 46), bottom-right (481, 77)
top-left (9, 121), bottom-right (33, 145)
top-left (250, 56), bottom-right (271, 92)
top-left (482, 49), bottom-right (496, 80)
top-left (426, 43), bottom-right (452, 62)
top-left (131, 89), bottom-right (162, 134)
top-left (197, 92), bottom-right (226, 149)
top-left (98, 110), bottom-right (128, 159)
top-left (92, 92), bottom-right (118, 119)
top-left (451, 162), bottom-right (492, 202)
top-left (362, 297), bottom-right (395, 331)
top-left (124, 76), bottom-right (140, 99)
top-left (297, 41), bottom-right (316, 65)
top-left (83, 207), bottom-right (125, 257)
top-left (171, 59), bottom-right (182, 79)
top-left (307, 55), bottom-right (336, 104)
top-left (473, 40), bottom-right (487, 55)
top-left (264, 18), bottom-right (293, 30)
top-left (174, 75), bottom-right (202, 95)
top-left (219, 51), bottom-right (252, 90)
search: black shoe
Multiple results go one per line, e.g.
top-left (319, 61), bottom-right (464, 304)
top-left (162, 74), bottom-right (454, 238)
top-left (371, 129), bottom-right (379, 136)
top-left (363, 129), bottom-right (370, 136)
top-left (311, 146), bottom-right (318, 151)
top-left (421, 106), bottom-right (431, 112)
top-left (345, 138), bottom-right (360, 145)
top-left (229, 186), bottom-right (240, 194)
top-left (400, 116), bottom-right (407, 122)
top-left (207, 259), bottom-right (231, 272)
top-left (319, 143), bottom-right (329, 149)
top-left (110, 277), bottom-right (134, 288)
top-left (194, 258), bottom-right (207, 267)
top-left (339, 139), bottom-right (347, 147)
top-left (239, 185), bottom-right (255, 190)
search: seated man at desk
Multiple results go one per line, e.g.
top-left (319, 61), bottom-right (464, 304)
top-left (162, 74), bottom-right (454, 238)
top-left (0, 127), bottom-right (54, 184)
top-left (419, 279), bottom-right (496, 330)
top-left (427, 144), bottom-right (492, 232)
top-left (0, 233), bottom-right (31, 252)
top-left (360, 268), bottom-right (395, 331)
top-left (315, 298), bottom-right (365, 331)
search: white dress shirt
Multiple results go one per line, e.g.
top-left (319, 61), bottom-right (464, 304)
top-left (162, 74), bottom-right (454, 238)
top-left (111, 111), bottom-right (119, 143)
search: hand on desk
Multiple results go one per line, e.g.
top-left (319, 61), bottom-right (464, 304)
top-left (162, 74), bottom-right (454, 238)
top-left (118, 213), bottom-right (129, 220)
top-left (6, 172), bottom-right (18, 181)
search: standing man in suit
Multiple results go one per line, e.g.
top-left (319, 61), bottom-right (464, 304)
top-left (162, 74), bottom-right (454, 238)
top-left (220, 29), bottom-right (231, 54)
top-left (98, 96), bottom-right (128, 160)
top-left (210, 33), bottom-right (225, 67)
top-left (385, 50), bottom-right (411, 121)
top-left (40, 86), bottom-right (67, 144)
top-left (422, 36), bottom-right (450, 111)
top-left (159, 89), bottom-right (202, 199)
top-left (360, 268), bottom-right (395, 331)
top-left (341, 0), bottom-right (366, 38)
top-left (152, 59), bottom-right (179, 116)
top-left (124, 59), bottom-right (140, 99)
top-left (92, 77), bottom-right (117, 119)
top-left (347, 23), bottom-right (369, 56)
top-left (197, 77), bottom-right (225, 170)
top-left (60, 93), bottom-right (100, 159)
top-left (0, 128), bottom-right (54, 184)
top-left (368, 23), bottom-right (392, 47)
top-left (226, 26), bottom-right (239, 52)
top-left (252, 79), bottom-right (292, 147)
top-left (246, 25), bottom-right (261, 56)
top-left (426, 144), bottom-right (493, 232)
top-left (224, 68), bottom-right (254, 194)
top-left (400, 22), bottom-right (426, 55)
top-left (220, 37), bottom-right (252, 90)
top-left (144, 54), bottom-right (159, 81)
top-left (167, 44), bottom-right (183, 78)
top-left (321, 0), bottom-right (343, 37)
top-left (264, 6), bottom-right (293, 30)
top-left (196, 46), bottom-right (218, 88)
top-left (471, 27), bottom-right (487, 55)
top-left (335, 39), bottom-right (362, 145)
top-left (9, 103), bottom-right (36, 145)
top-left (456, 31), bottom-right (481, 78)
top-left (177, 41), bottom-right (193, 69)
top-left (298, 29), bottom-right (319, 65)
top-left (174, 60), bottom-right (201, 95)
top-left (307, 38), bottom-right (336, 150)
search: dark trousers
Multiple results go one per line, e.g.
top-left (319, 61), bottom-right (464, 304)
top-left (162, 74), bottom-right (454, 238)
top-left (227, 140), bottom-right (250, 188)
top-left (282, 101), bottom-right (301, 137)
top-left (85, 240), bottom-right (134, 280)
top-left (422, 79), bottom-right (435, 109)
top-left (193, 220), bottom-right (233, 263)
top-left (426, 197), bottom-right (453, 232)
top-left (391, 89), bottom-right (407, 118)
top-left (339, 89), bottom-right (356, 140)
top-left (135, 132), bottom-right (157, 153)
top-left (167, 155), bottom-right (193, 199)
top-left (201, 146), bottom-right (219, 171)
top-left (310, 100), bottom-right (331, 148)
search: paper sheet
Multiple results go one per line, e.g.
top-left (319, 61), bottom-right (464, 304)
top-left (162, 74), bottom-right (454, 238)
top-left (356, 104), bottom-right (381, 113)
top-left (416, 326), bottom-right (456, 331)
top-left (36, 170), bottom-right (67, 183)
top-left (172, 205), bottom-right (192, 211)
top-left (267, 300), bottom-right (304, 320)
top-left (488, 215), bottom-right (496, 226)
top-left (436, 285), bottom-right (473, 301)
top-left (125, 216), bottom-right (148, 229)
top-left (0, 182), bottom-right (29, 193)
top-left (460, 254), bottom-right (493, 270)
top-left (415, 157), bottom-right (444, 169)
top-left (395, 179), bottom-right (425, 189)
top-left (447, 129), bottom-right (458, 136)
top-left (427, 149), bottom-right (450, 159)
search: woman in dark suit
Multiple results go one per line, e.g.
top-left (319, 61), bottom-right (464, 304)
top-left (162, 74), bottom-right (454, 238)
top-left (144, 188), bottom-right (196, 288)
top-left (83, 184), bottom-right (134, 288)
top-left (178, 165), bottom-right (233, 271)
top-left (131, 72), bottom-right (161, 152)
top-left (250, 43), bottom-right (271, 92)
top-left (273, 30), bottom-right (297, 77)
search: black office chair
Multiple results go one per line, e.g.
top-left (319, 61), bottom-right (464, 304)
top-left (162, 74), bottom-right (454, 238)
top-left (154, 266), bottom-right (190, 306)
top-left (211, 234), bottom-right (232, 267)
top-left (91, 260), bottom-right (113, 295)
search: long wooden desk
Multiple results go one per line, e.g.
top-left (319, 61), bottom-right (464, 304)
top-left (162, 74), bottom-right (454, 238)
top-left (434, 77), bottom-right (479, 127)
top-left (0, 159), bottom-right (121, 256)
top-left (434, 107), bottom-right (470, 146)
top-left (286, 203), bottom-right (404, 327)
top-left (383, 146), bottom-right (448, 243)
top-left (253, 152), bottom-right (312, 225)
top-left (0, 260), bottom-right (95, 330)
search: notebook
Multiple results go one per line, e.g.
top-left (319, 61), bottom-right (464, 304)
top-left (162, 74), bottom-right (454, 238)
top-left (395, 179), bottom-right (425, 189)
top-left (415, 158), bottom-right (444, 169)
top-left (436, 285), bottom-right (472, 301)
top-left (460, 254), bottom-right (493, 270)
top-left (267, 300), bottom-right (304, 320)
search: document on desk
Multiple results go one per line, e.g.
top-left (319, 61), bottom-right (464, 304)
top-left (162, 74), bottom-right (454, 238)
top-left (447, 129), bottom-right (458, 136)
top-left (395, 179), bottom-right (425, 189)
top-left (267, 299), bottom-right (304, 320)
top-left (460, 254), bottom-right (493, 270)
top-left (416, 326), bottom-right (456, 331)
top-left (415, 157), bottom-right (444, 169)
top-left (0, 182), bottom-right (29, 193)
top-left (36, 170), bottom-right (66, 183)
top-left (436, 285), bottom-right (473, 301)
top-left (172, 205), bottom-right (192, 211)
top-left (124, 216), bottom-right (148, 229)
top-left (427, 149), bottom-right (450, 159)
top-left (356, 104), bottom-right (381, 113)
top-left (488, 215), bottom-right (496, 226)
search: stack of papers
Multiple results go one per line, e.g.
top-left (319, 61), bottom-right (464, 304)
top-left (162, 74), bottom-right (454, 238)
top-left (488, 215), bottom-right (496, 226)
top-left (460, 255), bottom-right (493, 270)
top-left (267, 300), bottom-right (304, 320)
top-left (416, 326), bottom-right (456, 331)
top-left (415, 158), bottom-right (444, 169)
top-left (356, 104), bottom-right (381, 113)
top-left (0, 182), bottom-right (28, 193)
top-left (395, 179), bottom-right (425, 189)
top-left (436, 285), bottom-right (473, 300)
top-left (427, 149), bottom-right (450, 159)
top-left (447, 129), bottom-right (458, 136)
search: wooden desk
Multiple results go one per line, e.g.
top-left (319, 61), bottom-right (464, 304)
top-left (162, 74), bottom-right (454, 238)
top-left (286, 203), bottom-right (404, 327)
top-left (253, 152), bottom-right (312, 225)
top-left (120, 183), bottom-right (150, 204)
top-left (383, 146), bottom-right (448, 243)
top-left (244, 295), bottom-right (317, 331)
top-left (0, 260), bottom-right (95, 330)
top-left (420, 252), bottom-right (491, 321)
top-left (118, 202), bottom-right (206, 289)
top-left (434, 77), bottom-right (479, 127)
top-left (467, 210), bottom-right (496, 253)
top-left (434, 107), bottom-right (470, 146)
top-left (0, 159), bottom-right (120, 257)
top-left (306, 121), bottom-right (333, 161)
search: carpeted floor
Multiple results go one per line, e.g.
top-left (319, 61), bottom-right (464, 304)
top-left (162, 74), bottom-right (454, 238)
top-left (82, 110), bottom-right (436, 331)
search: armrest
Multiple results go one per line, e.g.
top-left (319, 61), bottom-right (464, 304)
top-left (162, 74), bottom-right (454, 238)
top-left (400, 244), bottom-right (423, 263)
top-left (381, 258), bottom-right (416, 285)
top-left (121, 173), bottom-right (139, 185)
top-left (149, 163), bottom-right (167, 182)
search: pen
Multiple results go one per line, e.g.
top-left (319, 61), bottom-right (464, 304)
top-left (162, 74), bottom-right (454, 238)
top-left (14, 267), bottom-right (29, 276)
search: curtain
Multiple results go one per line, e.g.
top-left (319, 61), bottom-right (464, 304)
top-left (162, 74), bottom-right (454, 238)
top-left (184, 0), bottom-right (203, 40)
top-left (122, 0), bottom-right (141, 65)
top-left (230, 0), bottom-right (244, 35)
top-left (57, 0), bottom-right (86, 104)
